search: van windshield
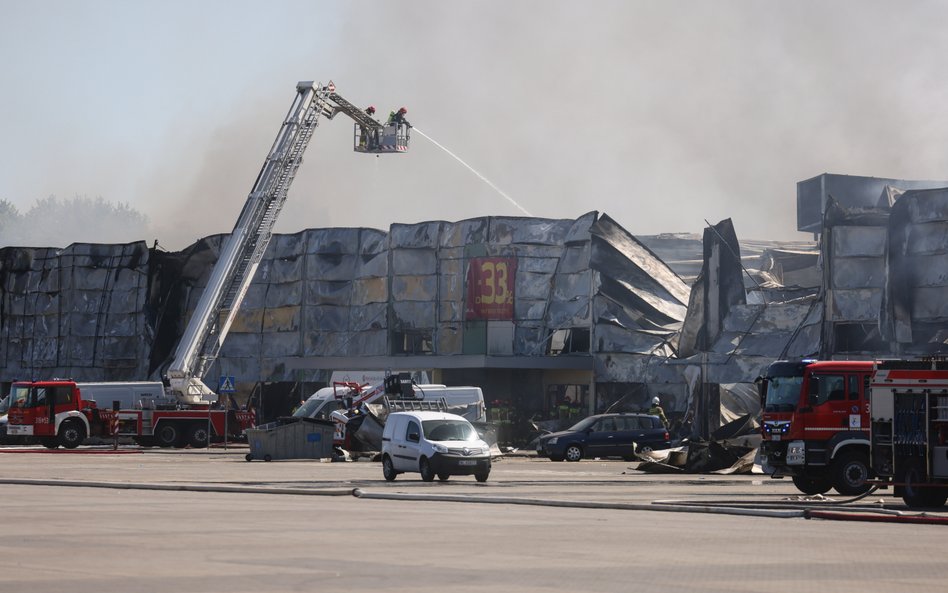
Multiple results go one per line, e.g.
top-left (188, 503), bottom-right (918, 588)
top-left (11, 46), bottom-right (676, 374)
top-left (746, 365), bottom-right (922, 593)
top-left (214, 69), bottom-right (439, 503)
top-left (422, 419), bottom-right (478, 442)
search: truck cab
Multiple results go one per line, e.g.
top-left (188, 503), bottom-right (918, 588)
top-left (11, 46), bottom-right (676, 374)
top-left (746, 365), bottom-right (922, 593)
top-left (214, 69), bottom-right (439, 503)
top-left (759, 360), bottom-right (874, 495)
top-left (5, 380), bottom-right (110, 448)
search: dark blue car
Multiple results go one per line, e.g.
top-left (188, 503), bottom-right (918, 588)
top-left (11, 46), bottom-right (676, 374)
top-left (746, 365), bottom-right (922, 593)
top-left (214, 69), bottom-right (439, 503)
top-left (540, 413), bottom-right (669, 462)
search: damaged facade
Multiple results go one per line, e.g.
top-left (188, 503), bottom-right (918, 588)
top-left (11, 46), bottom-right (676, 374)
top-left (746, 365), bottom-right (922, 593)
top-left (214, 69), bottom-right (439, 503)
top-left (3, 173), bottom-right (948, 448)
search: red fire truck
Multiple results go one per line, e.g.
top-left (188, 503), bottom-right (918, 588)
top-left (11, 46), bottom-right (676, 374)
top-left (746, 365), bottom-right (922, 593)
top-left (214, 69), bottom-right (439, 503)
top-left (758, 359), bottom-right (875, 495)
top-left (4, 81), bottom-right (410, 449)
top-left (869, 359), bottom-right (948, 508)
top-left (6, 380), bottom-right (253, 448)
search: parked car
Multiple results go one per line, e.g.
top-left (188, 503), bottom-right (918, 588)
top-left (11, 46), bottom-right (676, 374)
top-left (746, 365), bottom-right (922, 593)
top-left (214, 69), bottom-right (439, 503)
top-left (539, 413), bottom-right (670, 462)
top-left (381, 411), bottom-right (491, 482)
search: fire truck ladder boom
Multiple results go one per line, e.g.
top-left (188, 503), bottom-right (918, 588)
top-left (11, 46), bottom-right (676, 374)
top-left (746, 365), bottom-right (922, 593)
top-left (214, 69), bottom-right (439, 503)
top-left (166, 81), bottom-right (382, 401)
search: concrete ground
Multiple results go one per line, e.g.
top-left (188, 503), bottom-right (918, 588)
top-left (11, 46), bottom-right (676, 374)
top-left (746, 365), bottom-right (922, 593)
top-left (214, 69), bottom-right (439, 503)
top-left (0, 445), bottom-right (946, 593)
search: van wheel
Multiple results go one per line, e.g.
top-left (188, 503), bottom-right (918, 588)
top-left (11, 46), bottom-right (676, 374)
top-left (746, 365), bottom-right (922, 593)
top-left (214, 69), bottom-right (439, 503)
top-left (382, 456), bottom-right (397, 481)
top-left (419, 457), bottom-right (435, 482)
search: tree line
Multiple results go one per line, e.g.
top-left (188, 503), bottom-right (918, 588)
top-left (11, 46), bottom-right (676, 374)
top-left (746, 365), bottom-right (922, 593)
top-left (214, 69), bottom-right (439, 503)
top-left (0, 196), bottom-right (149, 249)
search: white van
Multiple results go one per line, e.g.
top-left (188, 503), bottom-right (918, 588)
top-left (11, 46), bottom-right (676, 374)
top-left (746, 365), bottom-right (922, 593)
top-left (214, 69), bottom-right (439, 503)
top-left (381, 411), bottom-right (491, 482)
top-left (77, 382), bottom-right (168, 410)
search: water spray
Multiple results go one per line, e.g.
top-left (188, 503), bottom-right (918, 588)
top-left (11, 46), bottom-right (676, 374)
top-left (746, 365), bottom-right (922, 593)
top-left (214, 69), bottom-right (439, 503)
top-left (413, 127), bottom-right (532, 217)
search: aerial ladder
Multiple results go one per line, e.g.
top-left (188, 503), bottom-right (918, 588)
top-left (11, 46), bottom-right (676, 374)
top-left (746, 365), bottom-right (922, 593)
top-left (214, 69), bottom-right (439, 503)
top-left (165, 81), bottom-right (408, 403)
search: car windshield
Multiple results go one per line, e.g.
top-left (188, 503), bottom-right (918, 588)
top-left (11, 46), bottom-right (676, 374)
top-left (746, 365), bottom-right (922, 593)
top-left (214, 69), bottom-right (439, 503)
top-left (422, 419), bottom-right (478, 442)
top-left (765, 375), bottom-right (804, 413)
top-left (567, 416), bottom-right (598, 432)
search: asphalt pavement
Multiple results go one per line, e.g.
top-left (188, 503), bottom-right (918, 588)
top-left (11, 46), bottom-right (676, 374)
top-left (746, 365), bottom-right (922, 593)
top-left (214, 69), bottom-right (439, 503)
top-left (1, 445), bottom-right (946, 593)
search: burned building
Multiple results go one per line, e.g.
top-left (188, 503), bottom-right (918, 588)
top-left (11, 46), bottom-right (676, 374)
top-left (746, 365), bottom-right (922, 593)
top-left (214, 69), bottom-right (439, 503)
top-left (0, 212), bottom-right (690, 432)
top-left (4, 173), bottom-right (948, 443)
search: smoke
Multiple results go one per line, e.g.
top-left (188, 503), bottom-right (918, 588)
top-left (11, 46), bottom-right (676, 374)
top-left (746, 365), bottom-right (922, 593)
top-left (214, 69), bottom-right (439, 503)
top-left (7, 1), bottom-right (948, 250)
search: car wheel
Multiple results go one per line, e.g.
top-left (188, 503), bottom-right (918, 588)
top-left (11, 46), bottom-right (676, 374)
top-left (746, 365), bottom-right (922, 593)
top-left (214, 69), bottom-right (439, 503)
top-left (475, 469), bottom-right (490, 483)
top-left (382, 455), bottom-right (398, 481)
top-left (831, 450), bottom-right (871, 496)
top-left (419, 457), bottom-right (435, 482)
top-left (564, 444), bottom-right (583, 462)
top-left (792, 474), bottom-right (832, 496)
top-left (636, 445), bottom-right (653, 454)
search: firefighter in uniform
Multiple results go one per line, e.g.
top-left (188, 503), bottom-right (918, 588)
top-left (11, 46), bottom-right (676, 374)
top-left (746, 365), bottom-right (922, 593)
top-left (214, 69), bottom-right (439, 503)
top-left (648, 396), bottom-right (669, 429)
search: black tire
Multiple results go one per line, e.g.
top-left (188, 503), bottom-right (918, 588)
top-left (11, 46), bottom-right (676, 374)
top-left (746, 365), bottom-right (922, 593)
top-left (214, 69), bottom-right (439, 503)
top-left (382, 455), bottom-right (397, 481)
top-left (245, 454), bottom-right (253, 462)
top-left (58, 420), bottom-right (85, 449)
top-left (564, 444), bottom-right (583, 462)
top-left (264, 454), bottom-right (272, 462)
top-left (831, 450), bottom-right (872, 496)
top-left (475, 470), bottom-right (490, 483)
top-left (155, 423), bottom-right (181, 448)
top-left (187, 424), bottom-right (210, 449)
top-left (419, 457), bottom-right (435, 482)
top-left (437, 473), bottom-right (450, 481)
top-left (548, 455), bottom-right (564, 462)
top-left (792, 474), bottom-right (832, 496)
top-left (133, 437), bottom-right (156, 448)
top-left (902, 462), bottom-right (948, 508)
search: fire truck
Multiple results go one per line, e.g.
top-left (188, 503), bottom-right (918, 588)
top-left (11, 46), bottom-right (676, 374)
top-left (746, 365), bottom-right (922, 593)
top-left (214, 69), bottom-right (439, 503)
top-left (869, 359), bottom-right (948, 508)
top-left (758, 359), bottom-right (875, 495)
top-left (5, 81), bottom-right (410, 449)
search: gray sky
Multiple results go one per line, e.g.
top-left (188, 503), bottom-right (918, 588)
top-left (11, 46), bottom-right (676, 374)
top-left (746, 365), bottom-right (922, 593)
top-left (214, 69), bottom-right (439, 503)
top-left (3, 1), bottom-right (948, 250)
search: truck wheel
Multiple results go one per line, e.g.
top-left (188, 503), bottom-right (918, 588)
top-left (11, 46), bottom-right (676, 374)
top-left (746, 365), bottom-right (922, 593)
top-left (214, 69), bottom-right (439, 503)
top-left (58, 420), bottom-right (86, 449)
top-left (791, 475), bottom-right (832, 495)
top-left (187, 424), bottom-right (210, 449)
top-left (902, 462), bottom-right (948, 508)
top-left (832, 450), bottom-right (872, 496)
top-left (419, 457), bottom-right (435, 482)
top-left (155, 423), bottom-right (181, 448)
